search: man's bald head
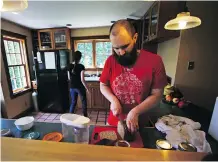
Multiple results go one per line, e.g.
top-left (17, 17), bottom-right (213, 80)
top-left (109, 19), bottom-right (136, 37)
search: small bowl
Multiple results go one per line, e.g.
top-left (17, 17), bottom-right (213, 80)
top-left (14, 116), bottom-right (34, 131)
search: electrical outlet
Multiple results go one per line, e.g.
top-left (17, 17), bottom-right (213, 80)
top-left (188, 61), bottom-right (195, 70)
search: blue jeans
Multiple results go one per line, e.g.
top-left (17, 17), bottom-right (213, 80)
top-left (69, 88), bottom-right (87, 116)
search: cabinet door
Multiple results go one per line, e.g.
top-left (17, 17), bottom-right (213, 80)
top-left (90, 86), bottom-right (104, 109)
top-left (54, 29), bottom-right (71, 49)
top-left (149, 2), bottom-right (160, 40)
top-left (142, 13), bottom-right (150, 44)
top-left (38, 30), bottom-right (54, 50)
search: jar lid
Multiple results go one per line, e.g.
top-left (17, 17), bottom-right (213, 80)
top-left (23, 132), bottom-right (40, 140)
top-left (156, 140), bottom-right (172, 150)
top-left (178, 142), bottom-right (197, 152)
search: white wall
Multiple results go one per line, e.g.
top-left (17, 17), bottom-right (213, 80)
top-left (157, 36), bottom-right (181, 85)
top-left (1, 19), bottom-right (33, 118)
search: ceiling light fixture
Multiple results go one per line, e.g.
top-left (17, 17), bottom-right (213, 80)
top-left (12, 11), bottom-right (19, 14)
top-left (1, 0), bottom-right (28, 12)
top-left (66, 24), bottom-right (72, 27)
top-left (164, 1), bottom-right (201, 30)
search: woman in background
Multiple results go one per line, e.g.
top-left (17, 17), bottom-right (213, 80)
top-left (67, 51), bottom-right (89, 117)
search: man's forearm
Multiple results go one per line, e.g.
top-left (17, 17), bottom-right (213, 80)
top-left (133, 89), bottom-right (163, 115)
top-left (100, 83), bottom-right (118, 103)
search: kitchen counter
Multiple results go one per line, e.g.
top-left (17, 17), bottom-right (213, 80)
top-left (2, 137), bottom-right (206, 161)
top-left (84, 76), bottom-right (100, 81)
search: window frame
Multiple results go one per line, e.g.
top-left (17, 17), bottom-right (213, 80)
top-left (1, 30), bottom-right (32, 98)
top-left (72, 36), bottom-right (111, 70)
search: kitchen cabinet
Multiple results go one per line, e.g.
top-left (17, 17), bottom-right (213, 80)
top-left (38, 28), bottom-right (71, 51)
top-left (76, 82), bottom-right (110, 110)
top-left (142, 1), bottom-right (181, 44)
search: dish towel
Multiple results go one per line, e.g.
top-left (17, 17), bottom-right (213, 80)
top-left (155, 114), bottom-right (212, 153)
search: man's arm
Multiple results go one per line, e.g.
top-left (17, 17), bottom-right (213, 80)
top-left (132, 88), bottom-right (163, 115)
top-left (126, 88), bottom-right (163, 133)
top-left (100, 82), bottom-right (117, 103)
top-left (100, 82), bottom-right (122, 116)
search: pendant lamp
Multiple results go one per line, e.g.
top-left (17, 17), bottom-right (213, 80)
top-left (0, 0), bottom-right (28, 12)
top-left (164, 1), bottom-right (201, 30)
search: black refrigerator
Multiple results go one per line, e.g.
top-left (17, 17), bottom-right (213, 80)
top-left (35, 50), bottom-right (70, 113)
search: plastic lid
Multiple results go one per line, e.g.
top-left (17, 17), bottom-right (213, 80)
top-left (60, 114), bottom-right (90, 128)
top-left (156, 140), bottom-right (172, 150)
top-left (178, 142), bottom-right (197, 152)
top-left (43, 132), bottom-right (63, 142)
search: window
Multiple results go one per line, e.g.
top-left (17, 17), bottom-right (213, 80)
top-left (75, 39), bottom-right (112, 68)
top-left (2, 32), bottom-right (31, 97)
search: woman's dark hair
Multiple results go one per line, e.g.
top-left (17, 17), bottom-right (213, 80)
top-left (72, 51), bottom-right (82, 64)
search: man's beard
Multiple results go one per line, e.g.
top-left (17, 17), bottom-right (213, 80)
top-left (113, 46), bottom-right (138, 67)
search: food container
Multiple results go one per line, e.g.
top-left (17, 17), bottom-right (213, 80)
top-left (156, 139), bottom-right (172, 150)
top-left (115, 140), bottom-right (130, 147)
top-left (60, 114), bottom-right (90, 143)
top-left (1, 129), bottom-right (13, 137)
top-left (14, 116), bottom-right (34, 131)
top-left (178, 142), bottom-right (197, 152)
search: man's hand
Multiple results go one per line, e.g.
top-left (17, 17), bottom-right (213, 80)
top-left (126, 108), bottom-right (139, 133)
top-left (110, 99), bottom-right (122, 116)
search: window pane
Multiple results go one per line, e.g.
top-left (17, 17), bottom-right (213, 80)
top-left (10, 54), bottom-right (17, 65)
top-left (14, 42), bottom-right (20, 53)
top-left (77, 43), bottom-right (85, 53)
top-left (77, 42), bottom-right (93, 68)
top-left (8, 41), bottom-right (15, 53)
top-left (19, 66), bottom-right (25, 77)
top-left (83, 55), bottom-right (93, 68)
top-left (96, 42), bottom-right (104, 55)
top-left (96, 55), bottom-right (109, 68)
top-left (104, 42), bottom-right (112, 54)
top-left (14, 66), bottom-right (21, 78)
top-left (16, 78), bottom-right (22, 89)
top-left (15, 54), bottom-right (22, 64)
top-left (85, 43), bottom-right (92, 54)
top-left (6, 54), bottom-right (12, 65)
top-left (22, 77), bottom-right (27, 87)
top-left (3, 40), bottom-right (9, 53)
top-left (11, 79), bottom-right (17, 90)
top-left (9, 67), bottom-right (15, 79)
top-left (96, 42), bottom-right (111, 68)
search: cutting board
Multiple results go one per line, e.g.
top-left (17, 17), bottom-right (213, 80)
top-left (90, 126), bottom-right (144, 148)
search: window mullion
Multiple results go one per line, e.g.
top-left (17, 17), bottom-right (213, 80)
top-left (93, 40), bottom-right (96, 68)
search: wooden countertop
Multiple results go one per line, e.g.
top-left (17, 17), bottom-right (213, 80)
top-left (2, 137), bottom-right (207, 161)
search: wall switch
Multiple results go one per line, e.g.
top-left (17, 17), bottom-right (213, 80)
top-left (188, 61), bottom-right (195, 70)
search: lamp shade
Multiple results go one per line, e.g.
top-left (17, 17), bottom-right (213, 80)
top-left (1, 0), bottom-right (28, 12)
top-left (164, 12), bottom-right (201, 30)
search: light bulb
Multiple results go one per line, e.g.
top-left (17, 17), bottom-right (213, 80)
top-left (179, 21), bottom-right (187, 29)
top-left (0, 0), bottom-right (3, 10)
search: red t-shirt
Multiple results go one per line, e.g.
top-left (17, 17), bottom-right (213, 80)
top-left (100, 49), bottom-right (167, 126)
